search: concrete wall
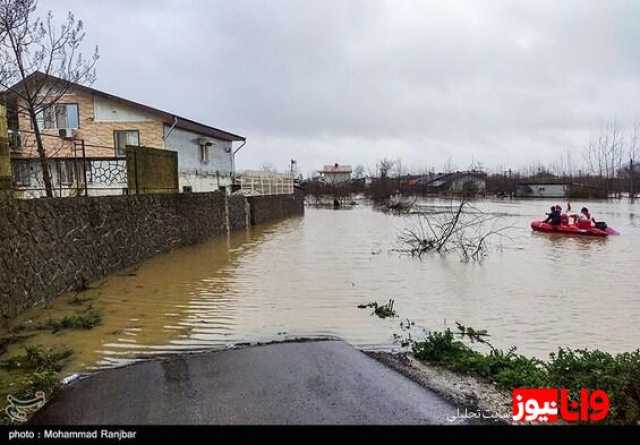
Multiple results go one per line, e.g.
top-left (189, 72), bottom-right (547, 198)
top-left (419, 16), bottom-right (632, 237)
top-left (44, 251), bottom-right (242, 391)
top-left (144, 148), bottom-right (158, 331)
top-left (163, 126), bottom-right (233, 193)
top-left (248, 189), bottom-right (305, 225)
top-left (93, 96), bottom-right (156, 123)
top-left (0, 190), bottom-right (304, 318)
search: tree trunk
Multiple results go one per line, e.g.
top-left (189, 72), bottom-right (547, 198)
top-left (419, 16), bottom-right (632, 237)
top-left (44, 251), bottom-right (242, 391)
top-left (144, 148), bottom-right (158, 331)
top-left (0, 104), bottom-right (13, 193)
top-left (28, 109), bottom-right (54, 198)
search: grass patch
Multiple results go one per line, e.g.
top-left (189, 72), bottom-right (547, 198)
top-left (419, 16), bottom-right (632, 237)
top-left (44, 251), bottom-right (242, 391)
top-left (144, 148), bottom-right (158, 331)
top-left (0, 333), bottom-right (35, 356)
top-left (409, 323), bottom-right (640, 424)
top-left (0, 345), bottom-right (73, 372)
top-left (13, 369), bottom-right (60, 400)
top-left (0, 345), bottom-right (74, 422)
top-left (357, 299), bottom-right (397, 318)
top-left (36, 309), bottom-right (102, 333)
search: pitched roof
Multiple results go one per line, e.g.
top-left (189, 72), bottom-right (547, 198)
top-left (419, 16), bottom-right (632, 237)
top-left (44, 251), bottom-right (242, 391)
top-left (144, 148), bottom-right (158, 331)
top-left (5, 72), bottom-right (245, 142)
top-left (320, 164), bottom-right (352, 174)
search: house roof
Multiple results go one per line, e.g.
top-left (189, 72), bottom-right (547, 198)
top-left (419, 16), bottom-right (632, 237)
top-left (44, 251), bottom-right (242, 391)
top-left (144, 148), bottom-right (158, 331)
top-left (320, 164), bottom-right (352, 174)
top-left (415, 170), bottom-right (486, 186)
top-left (5, 72), bottom-right (245, 142)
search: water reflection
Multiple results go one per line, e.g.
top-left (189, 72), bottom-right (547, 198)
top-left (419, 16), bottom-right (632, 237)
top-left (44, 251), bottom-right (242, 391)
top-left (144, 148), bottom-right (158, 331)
top-left (4, 198), bottom-right (640, 375)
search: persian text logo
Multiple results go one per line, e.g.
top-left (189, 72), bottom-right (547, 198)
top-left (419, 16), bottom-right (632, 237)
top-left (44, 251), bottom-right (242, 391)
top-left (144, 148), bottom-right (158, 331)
top-left (5, 391), bottom-right (46, 423)
top-left (512, 388), bottom-right (609, 423)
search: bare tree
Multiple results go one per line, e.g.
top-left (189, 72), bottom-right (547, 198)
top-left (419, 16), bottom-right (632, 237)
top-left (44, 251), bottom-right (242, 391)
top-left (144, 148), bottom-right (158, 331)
top-left (442, 156), bottom-right (456, 174)
top-left (392, 157), bottom-right (405, 178)
top-left (353, 164), bottom-right (365, 180)
top-left (377, 158), bottom-right (394, 179)
top-left (622, 122), bottom-right (640, 198)
top-left (398, 197), bottom-right (512, 262)
top-left (0, 0), bottom-right (98, 197)
top-left (629, 122), bottom-right (640, 163)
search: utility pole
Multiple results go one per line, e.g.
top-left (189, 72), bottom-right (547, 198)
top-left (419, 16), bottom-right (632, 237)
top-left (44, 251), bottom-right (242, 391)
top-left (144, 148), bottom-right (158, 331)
top-left (290, 159), bottom-right (297, 178)
top-left (0, 103), bottom-right (13, 195)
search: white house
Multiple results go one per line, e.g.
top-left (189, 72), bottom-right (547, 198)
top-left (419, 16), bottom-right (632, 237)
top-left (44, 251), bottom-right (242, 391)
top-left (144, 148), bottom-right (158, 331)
top-left (515, 180), bottom-right (569, 198)
top-left (319, 163), bottom-right (352, 184)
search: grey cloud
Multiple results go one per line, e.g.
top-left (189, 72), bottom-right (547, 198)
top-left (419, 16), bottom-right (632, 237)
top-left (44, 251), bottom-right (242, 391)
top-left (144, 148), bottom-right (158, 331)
top-left (40, 0), bottom-right (640, 173)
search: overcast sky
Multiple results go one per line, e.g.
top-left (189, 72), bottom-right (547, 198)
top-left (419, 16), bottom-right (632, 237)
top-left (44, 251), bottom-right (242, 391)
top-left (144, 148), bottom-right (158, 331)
top-left (41, 0), bottom-right (640, 176)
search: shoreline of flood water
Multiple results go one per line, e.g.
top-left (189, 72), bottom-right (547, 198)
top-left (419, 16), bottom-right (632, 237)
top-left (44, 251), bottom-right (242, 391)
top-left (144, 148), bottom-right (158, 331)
top-left (1, 198), bottom-right (639, 422)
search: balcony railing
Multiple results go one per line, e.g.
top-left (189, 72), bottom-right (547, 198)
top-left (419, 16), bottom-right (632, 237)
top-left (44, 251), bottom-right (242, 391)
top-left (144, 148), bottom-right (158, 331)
top-left (238, 175), bottom-right (294, 196)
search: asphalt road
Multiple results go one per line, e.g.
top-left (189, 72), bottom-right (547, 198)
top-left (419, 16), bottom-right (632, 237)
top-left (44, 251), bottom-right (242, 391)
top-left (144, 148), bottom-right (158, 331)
top-left (30, 340), bottom-right (462, 425)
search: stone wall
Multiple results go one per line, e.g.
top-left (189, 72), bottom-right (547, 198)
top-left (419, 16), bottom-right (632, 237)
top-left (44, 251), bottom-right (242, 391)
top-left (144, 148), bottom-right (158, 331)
top-left (0, 190), bottom-right (304, 318)
top-left (228, 194), bottom-right (249, 232)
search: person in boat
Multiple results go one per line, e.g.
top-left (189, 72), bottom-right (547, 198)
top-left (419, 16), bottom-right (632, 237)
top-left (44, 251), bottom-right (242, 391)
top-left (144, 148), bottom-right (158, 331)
top-left (556, 202), bottom-right (572, 225)
top-left (543, 206), bottom-right (561, 225)
top-left (576, 207), bottom-right (594, 229)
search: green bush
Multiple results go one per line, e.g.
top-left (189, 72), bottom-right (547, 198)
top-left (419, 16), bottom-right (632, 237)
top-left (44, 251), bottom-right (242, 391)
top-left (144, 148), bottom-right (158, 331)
top-left (411, 328), bottom-right (640, 424)
top-left (412, 329), bottom-right (547, 387)
top-left (16, 369), bottom-right (60, 399)
top-left (41, 309), bottom-right (102, 333)
top-left (0, 345), bottom-right (73, 372)
top-left (546, 348), bottom-right (640, 424)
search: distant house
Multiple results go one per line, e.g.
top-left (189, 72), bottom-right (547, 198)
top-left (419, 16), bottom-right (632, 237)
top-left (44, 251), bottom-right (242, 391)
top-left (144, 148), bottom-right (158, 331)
top-left (414, 171), bottom-right (486, 195)
top-left (515, 178), bottom-right (569, 198)
top-left (3, 72), bottom-right (245, 197)
top-left (319, 163), bottom-right (352, 184)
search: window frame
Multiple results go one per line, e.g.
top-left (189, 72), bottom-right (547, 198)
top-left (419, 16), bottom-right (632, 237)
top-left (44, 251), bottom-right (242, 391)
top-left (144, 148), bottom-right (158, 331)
top-left (13, 160), bottom-right (32, 187)
top-left (57, 159), bottom-right (75, 186)
top-left (113, 130), bottom-right (141, 157)
top-left (35, 103), bottom-right (80, 130)
top-left (200, 144), bottom-right (210, 164)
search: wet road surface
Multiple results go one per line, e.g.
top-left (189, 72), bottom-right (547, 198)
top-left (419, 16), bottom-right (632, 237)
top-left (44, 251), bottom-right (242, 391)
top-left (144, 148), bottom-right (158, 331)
top-left (30, 340), bottom-right (462, 425)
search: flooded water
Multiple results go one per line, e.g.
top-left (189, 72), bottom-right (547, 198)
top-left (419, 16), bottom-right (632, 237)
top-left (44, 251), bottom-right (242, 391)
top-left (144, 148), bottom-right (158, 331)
top-left (3, 198), bottom-right (640, 377)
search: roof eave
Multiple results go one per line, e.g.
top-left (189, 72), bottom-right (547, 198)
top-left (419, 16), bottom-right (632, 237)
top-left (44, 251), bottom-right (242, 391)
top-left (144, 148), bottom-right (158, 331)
top-left (8, 71), bottom-right (246, 142)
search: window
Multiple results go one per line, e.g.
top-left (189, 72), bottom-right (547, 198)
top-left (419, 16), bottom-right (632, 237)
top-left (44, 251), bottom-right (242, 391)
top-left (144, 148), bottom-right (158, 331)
top-left (57, 160), bottom-right (75, 186)
top-left (200, 144), bottom-right (209, 163)
top-left (35, 104), bottom-right (79, 129)
top-left (183, 186), bottom-right (193, 193)
top-left (12, 161), bottom-right (32, 187)
top-left (114, 130), bottom-right (140, 157)
top-left (8, 129), bottom-right (21, 150)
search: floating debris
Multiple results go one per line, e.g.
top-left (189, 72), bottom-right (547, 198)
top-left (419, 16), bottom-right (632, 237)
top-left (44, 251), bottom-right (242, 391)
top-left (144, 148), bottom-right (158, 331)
top-left (357, 299), bottom-right (397, 319)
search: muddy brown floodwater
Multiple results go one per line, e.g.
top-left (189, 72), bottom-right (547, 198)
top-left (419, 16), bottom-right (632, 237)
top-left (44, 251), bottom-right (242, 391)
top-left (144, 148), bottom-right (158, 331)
top-left (3, 198), bottom-right (640, 379)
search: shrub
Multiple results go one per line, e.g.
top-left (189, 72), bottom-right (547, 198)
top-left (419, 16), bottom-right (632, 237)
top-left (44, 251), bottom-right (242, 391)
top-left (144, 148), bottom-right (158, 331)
top-left (0, 345), bottom-right (73, 372)
top-left (410, 327), bottom-right (640, 424)
top-left (546, 348), bottom-right (640, 424)
top-left (41, 309), bottom-right (102, 333)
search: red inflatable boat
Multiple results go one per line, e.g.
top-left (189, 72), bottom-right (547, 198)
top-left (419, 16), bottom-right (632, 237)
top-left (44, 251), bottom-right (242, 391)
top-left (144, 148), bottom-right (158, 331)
top-left (531, 221), bottom-right (615, 237)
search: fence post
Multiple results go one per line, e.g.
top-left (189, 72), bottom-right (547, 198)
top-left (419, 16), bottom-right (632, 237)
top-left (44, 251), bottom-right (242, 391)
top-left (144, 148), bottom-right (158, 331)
top-left (0, 103), bottom-right (13, 196)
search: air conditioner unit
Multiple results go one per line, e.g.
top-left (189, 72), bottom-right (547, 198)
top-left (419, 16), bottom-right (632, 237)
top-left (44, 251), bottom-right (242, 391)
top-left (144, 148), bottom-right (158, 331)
top-left (58, 128), bottom-right (76, 139)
